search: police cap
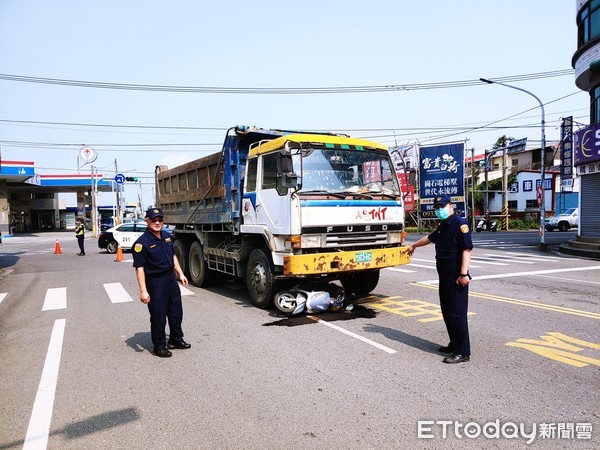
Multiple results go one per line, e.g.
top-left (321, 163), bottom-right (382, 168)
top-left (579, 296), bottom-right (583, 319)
top-left (145, 207), bottom-right (164, 219)
top-left (433, 195), bottom-right (452, 208)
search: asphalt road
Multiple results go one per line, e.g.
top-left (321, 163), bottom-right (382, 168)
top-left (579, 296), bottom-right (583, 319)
top-left (0, 230), bottom-right (598, 449)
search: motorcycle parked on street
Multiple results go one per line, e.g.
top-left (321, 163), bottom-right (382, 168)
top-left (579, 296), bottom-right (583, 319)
top-left (476, 217), bottom-right (498, 232)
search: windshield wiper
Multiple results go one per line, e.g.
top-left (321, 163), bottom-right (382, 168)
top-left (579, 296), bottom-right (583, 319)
top-left (299, 190), bottom-right (347, 199)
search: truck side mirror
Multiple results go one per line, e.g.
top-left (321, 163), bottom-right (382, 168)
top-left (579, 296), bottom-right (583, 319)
top-left (277, 152), bottom-right (299, 189)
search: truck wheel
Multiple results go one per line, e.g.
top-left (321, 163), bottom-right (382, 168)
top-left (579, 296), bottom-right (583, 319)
top-left (106, 240), bottom-right (118, 254)
top-left (173, 239), bottom-right (190, 278)
top-left (189, 241), bottom-right (218, 287)
top-left (341, 270), bottom-right (380, 295)
top-left (558, 222), bottom-right (569, 232)
top-left (246, 248), bottom-right (276, 309)
top-left (273, 291), bottom-right (297, 315)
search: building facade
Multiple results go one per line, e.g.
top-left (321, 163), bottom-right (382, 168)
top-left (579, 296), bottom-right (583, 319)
top-left (573, 0), bottom-right (600, 237)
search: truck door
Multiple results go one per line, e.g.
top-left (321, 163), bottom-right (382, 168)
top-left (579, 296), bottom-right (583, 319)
top-left (255, 153), bottom-right (291, 234)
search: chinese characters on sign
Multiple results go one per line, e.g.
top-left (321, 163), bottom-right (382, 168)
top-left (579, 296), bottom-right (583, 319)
top-left (419, 143), bottom-right (465, 219)
top-left (560, 116), bottom-right (573, 191)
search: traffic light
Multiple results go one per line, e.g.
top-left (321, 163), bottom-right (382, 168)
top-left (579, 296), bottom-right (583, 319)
top-left (125, 176), bottom-right (139, 182)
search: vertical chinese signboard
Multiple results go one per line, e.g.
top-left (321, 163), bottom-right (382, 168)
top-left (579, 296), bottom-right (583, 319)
top-left (419, 143), bottom-right (465, 219)
top-left (561, 116), bottom-right (573, 192)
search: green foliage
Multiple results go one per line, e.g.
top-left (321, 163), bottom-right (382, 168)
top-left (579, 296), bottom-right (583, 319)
top-left (509, 218), bottom-right (538, 230)
top-left (493, 135), bottom-right (515, 149)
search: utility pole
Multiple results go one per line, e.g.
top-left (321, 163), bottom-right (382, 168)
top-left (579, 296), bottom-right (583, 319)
top-left (502, 148), bottom-right (509, 230)
top-left (480, 78), bottom-right (546, 249)
top-left (470, 147), bottom-right (476, 230)
top-left (115, 158), bottom-right (122, 225)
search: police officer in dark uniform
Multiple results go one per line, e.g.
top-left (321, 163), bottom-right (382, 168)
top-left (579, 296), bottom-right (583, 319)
top-left (133, 207), bottom-right (190, 358)
top-left (406, 195), bottom-right (473, 364)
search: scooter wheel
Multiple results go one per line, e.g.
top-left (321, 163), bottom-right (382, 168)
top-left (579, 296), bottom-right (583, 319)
top-left (274, 291), bottom-right (298, 315)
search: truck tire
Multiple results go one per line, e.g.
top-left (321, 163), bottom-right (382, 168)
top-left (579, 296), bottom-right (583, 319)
top-left (341, 270), bottom-right (380, 296)
top-left (189, 241), bottom-right (219, 287)
top-left (173, 239), bottom-right (190, 278)
top-left (246, 248), bottom-right (276, 309)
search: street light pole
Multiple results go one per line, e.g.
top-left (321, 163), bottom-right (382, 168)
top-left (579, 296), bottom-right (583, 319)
top-left (479, 78), bottom-right (546, 249)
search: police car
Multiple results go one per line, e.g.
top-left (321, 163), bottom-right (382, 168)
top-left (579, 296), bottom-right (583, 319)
top-left (98, 222), bottom-right (173, 253)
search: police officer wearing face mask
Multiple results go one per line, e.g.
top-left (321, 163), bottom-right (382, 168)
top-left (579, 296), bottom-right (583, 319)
top-left (406, 195), bottom-right (473, 364)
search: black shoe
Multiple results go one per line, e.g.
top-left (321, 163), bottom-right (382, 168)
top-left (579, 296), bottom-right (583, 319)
top-left (76, 253), bottom-right (83, 256)
top-left (443, 354), bottom-right (470, 364)
top-left (438, 345), bottom-right (452, 353)
top-left (154, 348), bottom-right (172, 358)
top-left (167, 340), bottom-right (191, 350)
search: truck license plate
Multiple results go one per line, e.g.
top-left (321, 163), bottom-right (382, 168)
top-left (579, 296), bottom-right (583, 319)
top-left (355, 251), bottom-right (372, 263)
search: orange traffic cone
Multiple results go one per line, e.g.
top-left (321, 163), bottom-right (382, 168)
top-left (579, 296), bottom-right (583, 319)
top-left (114, 245), bottom-right (124, 262)
top-left (54, 240), bottom-right (63, 254)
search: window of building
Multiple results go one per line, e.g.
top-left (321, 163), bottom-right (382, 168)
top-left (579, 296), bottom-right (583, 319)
top-left (592, 84), bottom-right (600, 124)
top-left (31, 192), bottom-right (54, 199)
top-left (511, 158), bottom-right (519, 167)
top-left (578, 0), bottom-right (600, 47)
top-left (525, 199), bottom-right (538, 209)
top-left (508, 200), bottom-right (518, 209)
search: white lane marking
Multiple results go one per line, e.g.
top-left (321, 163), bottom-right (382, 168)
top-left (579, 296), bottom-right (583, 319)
top-left (407, 263), bottom-right (437, 269)
top-left (468, 258), bottom-right (508, 266)
top-left (536, 274), bottom-right (600, 285)
top-left (419, 265), bottom-right (600, 285)
top-left (179, 284), bottom-right (195, 296)
top-left (482, 253), bottom-right (535, 264)
top-left (103, 283), bottom-right (133, 303)
top-left (42, 288), bottom-right (67, 311)
top-left (0, 293), bottom-right (6, 304)
top-left (407, 258), bottom-right (481, 269)
top-left (387, 267), bottom-right (417, 273)
top-left (316, 319), bottom-right (397, 354)
top-left (502, 250), bottom-right (563, 259)
top-left (24, 318), bottom-right (66, 450)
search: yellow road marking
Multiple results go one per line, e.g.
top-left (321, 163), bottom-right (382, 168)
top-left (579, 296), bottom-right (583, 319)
top-left (367, 296), bottom-right (475, 322)
top-left (413, 282), bottom-right (600, 320)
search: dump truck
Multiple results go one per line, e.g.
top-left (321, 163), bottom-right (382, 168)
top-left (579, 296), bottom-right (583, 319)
top-left (155, 126), bottom-right (410, 310)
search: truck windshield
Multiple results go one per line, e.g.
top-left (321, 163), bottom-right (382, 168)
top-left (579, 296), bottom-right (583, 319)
top-left (294, 148), bottom-right (400, 196)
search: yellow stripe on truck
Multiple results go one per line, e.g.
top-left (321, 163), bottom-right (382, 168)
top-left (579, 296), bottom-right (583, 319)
top-left (250, 133), bottom-right (387, 156)
top-left (283, 247), bottom-right (410, 276)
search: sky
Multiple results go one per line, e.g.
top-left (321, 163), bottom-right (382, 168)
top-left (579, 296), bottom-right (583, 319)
top-left (0, 0), bottom-right (588, 208)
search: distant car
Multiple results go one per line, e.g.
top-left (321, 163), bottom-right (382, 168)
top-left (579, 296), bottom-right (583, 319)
top-left (99, 218), bottom-right (115, 231)
top-left (98, 222), bottom-right (174, 254)
top-left (544, 208), bottom-right (578, 232)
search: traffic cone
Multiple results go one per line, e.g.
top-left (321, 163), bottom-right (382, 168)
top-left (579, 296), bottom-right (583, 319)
top-left (54, 240), bottom-right (62, 254)
top-left (114, 245), bottom-right (124, 262)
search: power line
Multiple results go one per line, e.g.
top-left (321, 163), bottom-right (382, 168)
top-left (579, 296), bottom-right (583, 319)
top-left (0, 69), bottom-right (574, 94)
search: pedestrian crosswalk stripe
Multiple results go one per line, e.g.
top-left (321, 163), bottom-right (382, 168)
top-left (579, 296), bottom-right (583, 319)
top-left (103, 283), bottom-right (133, 303)
top-left (42, 287), bottom-right (67, 311)
top-left (180, 285), bottom-right (195, 296)
top-left (0, 293), bottom-right (6, 304)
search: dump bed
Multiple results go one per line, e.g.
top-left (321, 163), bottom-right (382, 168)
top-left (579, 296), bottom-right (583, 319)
top-left (156, 126), bottom-right (307, 226)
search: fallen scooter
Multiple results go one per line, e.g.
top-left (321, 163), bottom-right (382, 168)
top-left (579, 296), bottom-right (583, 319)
top-left (476, 217), bottom-right (497, 232)
top-left (273, 282), bottom-right (355, 315)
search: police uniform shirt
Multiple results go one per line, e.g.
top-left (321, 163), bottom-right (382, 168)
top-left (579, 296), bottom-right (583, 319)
top-left (428, 213), bottom-right (473, 261)
top-left (132, 229), bottom-right (175, 276)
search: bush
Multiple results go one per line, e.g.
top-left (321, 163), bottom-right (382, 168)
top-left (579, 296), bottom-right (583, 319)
top-left (509, 218), bottom-right (538, 230)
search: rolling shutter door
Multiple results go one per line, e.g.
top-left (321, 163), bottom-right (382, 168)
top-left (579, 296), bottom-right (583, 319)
top-left (580, 173), bottom-right (600, 237)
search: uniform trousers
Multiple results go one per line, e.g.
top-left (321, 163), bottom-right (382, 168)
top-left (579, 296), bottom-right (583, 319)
top-left (77, 235), bottom-right (85, 254)
top-left (436, 260), bottom-right (471, 357)
top-left (146, 273), bottom-right (184, 350)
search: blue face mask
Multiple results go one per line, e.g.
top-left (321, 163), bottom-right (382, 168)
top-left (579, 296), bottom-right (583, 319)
top-left (435, 205), bottom-right (451, 220)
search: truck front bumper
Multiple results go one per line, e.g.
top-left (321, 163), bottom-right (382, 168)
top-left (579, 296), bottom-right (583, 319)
top-left (283, 247), bottom-right (410, 276)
